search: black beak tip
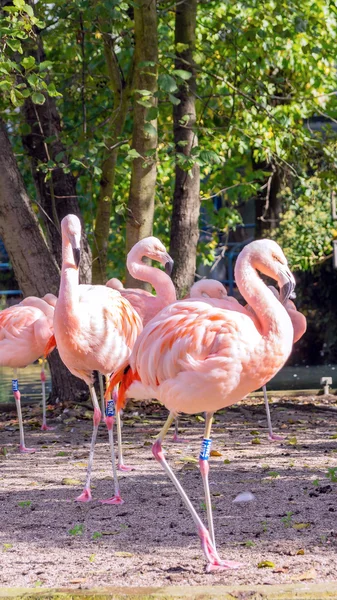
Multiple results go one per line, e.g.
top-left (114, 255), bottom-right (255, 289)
top-left (73, 247), bottom-right (81, 269)
top-left (280, 280), bottom-right (295, 305)
top-left (165, 259), bottom-right (174, 276)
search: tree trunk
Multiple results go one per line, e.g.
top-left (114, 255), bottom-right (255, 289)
top-left (125, 0), bottom-right (158, 289)
top-left (169, 0), bottom-right (200, 298)
top-left (92, 35), bottom-right (133, 284)
top-left (21, 36), bottom-right (92, 284)
top-left (253, 159), bottom-right (282, 237)
top-left (0, 121), bottom-right (88, 402)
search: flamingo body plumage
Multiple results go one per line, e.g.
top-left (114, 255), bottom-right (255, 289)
top-left (108, 239), bottom-right (296, 572)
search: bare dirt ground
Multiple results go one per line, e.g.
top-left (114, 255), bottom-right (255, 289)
top-left (1, 394), bottom-right (337, 590)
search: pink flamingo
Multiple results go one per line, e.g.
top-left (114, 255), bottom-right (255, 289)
top-left (53, 214), bottom-right (142, 503)
top-left (107, 239), bottom-right (296, 572)
top-left (0, 297), bottom-right (54, 452)
top-left (190, 279), bottom-right (307, 440)
top-left (17, 294), bottom-right (57, 431)
top-left (106, 237), bottom-right (177, 453)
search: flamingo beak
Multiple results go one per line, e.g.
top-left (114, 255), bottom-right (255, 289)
top-left (279, 267), bottom-right (296, 305)
top-left (72, 247), bottom-right (81, 269)
top-left (164, 255), bottom-right (174, 276)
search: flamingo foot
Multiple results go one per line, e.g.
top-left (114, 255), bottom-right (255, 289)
top-left (118, 463), bottom-right (134, 472)
top-left (76, 488), bottom-right (92, 502)
top-left (41, 424), bottom-right (55, 431)
top-left (199, 526), bottom-right (242, 572)
top-left (99, 494), bottom-right (124, 505)
top-left (19, 445), bottom-right (36, 454)
top-left (268, 433), bottom-right (283, 441)
top-left (172, 433), bottom-right (189, 444)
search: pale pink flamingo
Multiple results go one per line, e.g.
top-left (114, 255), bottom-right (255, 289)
top-left (190, 279), bottom-right (307, 440)
top-left (106, 237), bottom-right (176, 453)
top-left (0, 298), bottom-right (54, 452)
top-left (53, 214), bottom-right (142, 503)
top-left (260, 287), bottom-right (307, 440)
top-left (17, 295), bottom-right (57, 431)
top-left (107, 239), bottom-right (296, 572)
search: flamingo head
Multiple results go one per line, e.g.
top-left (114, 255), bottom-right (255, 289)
top-left (127, 236), bottom-right (174, 276)
top-left (61, 214), bottom-right (81, 269)
top-left (190, 279), bottom-right (228, 299)
top-left (240, 239), bottom-right (296, 305)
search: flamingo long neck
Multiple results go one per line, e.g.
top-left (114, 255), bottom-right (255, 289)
top-left (235, 253), bottom-right (292, 341)
top-left (58, 236), bottom-right (79, 318)
top-left (127, 252), bottom-right (176, 303)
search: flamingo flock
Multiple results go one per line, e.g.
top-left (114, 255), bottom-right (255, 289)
top-left (0, 214), bottom-right (306, 572)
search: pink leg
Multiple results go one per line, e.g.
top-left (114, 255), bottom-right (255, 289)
top-left (76, 384), bottom-right (101, 502)
top-left (100, 414), bottom-right (124, 505)
top-left (263, 386), bottom-right (283, 441)
top-left (172, 417), bottom-right (189, 444)
top-left (40, 364), bottom-right (54, 432)
top-left (152, 412), bottom-right (242, 572)
top-left (12, 371), bottom-right (36, 454)
top-left (116, 407), bottom-right (134, 472)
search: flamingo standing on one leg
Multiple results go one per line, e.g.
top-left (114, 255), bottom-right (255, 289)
top-left (53, 214), bottom-right (142, 503)
top-left (107, 239), bottom-right (296, 571)
top-left (106, 237), bottom-right (176, 456)
top-left (0, 300), bottom-right (54, 452)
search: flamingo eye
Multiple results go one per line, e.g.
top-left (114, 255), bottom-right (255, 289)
top-left (272, 254), bottom-right (283, 264)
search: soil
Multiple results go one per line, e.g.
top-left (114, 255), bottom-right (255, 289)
top-left (1, 394), bottom-right (337, 590)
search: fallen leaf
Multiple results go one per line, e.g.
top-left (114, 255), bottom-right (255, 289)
top-left (297, 549), bottom-right (305, 555)
top-left (69, 578), bottom-right (87, 584)
top-left (210, 450), bottom-right (222, 457)
top-left (288, 436), bottom-right (298, 446)
top-left (251, 437), bottom-right (261, 445)
top-left (258, 561), bottom-right (275, 568)
top-left (273, 567), bottom-right (289, 573)
top-left (195, 415), bottom-right (205, 423)
top-left (178, 456), bottom-right (198, 463)
top-left (115, 551), bottom-right (133, 558)
top-left (74, 462), bottom-right (88, 468)
top-left (293, 523), bottom-right (310, 530)
top-left (294, 567), bottom-right (317, 581)
top-left (101, 531), bottom-right (120, 536)
top-left (61, 478), bottom-right (81, 486)
top-left (223, 459), bottom-right (231, 464)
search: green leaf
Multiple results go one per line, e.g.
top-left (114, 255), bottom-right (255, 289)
top-left (158, 74), bottom-right (178, 93)
top-left (168, 93), bottom-right (180, 106)
top-left (21, 56), bottom-right (35, 70)
top-left (31, 92), bottom-right (45, 105)
top-left (136, 98), bottom-right (152, 108)
top-left (55, 152), bottom-right (65, 163)
top-left (127, 148), bottom-right (142, 159)
top-left (23, 3), bottom-right (34, 17)
top-left (145, 107), bottom-right (158, 121)
top-left (135, 89), bottom-right (152, 96)
top-left (172, 69), bottom-right (192, 80)
top-left (13, 0), bottom-right (25, 8)
top-left (39, 61), bottom-right (53, 71)
top-left (176, 42), bottom-right (189, 53)
top-left (144, 123), bottom-right (157, 137)
top-left (47, 83), bottom-right (62, 97)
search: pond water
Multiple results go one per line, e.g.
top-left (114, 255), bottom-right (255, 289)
top-left (0, 363), bottom-right (52, 405)
top-left (0, 363), bottom-right (336, 406)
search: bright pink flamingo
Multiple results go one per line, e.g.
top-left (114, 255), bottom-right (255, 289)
top-left (107, 239), bottom-right (296, 572)
top-left (53, 214), bottom-right (142, 504)
top-left (106, 237), bottom-right (176, 454)
top-left (0, 298), bottom-right (54, 452)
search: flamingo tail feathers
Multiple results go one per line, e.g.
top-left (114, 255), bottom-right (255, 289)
top-left (44, 334), bottom-right (57, 358)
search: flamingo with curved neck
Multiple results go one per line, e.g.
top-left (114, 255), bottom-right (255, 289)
top-left (107, 239), bottom-right (296, 572)
top-left (54, 214), bottom-right (142, 504)
top-left (190, 279), bottom-right (306, 440)
top-left (106, 237), bottom-right (176, 460)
